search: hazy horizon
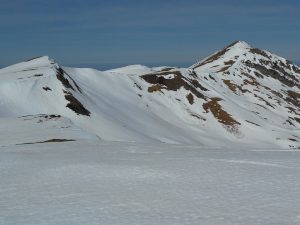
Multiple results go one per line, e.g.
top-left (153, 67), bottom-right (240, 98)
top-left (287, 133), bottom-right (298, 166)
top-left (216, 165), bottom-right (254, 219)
top-left (1, 59), bottom-right (299, 71)
top-left (1, 60), bottom-right (300, 71)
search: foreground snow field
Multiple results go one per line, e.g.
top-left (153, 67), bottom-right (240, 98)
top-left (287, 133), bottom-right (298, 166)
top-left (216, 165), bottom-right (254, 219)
top-left (1, 140), bottom-right (300, 225)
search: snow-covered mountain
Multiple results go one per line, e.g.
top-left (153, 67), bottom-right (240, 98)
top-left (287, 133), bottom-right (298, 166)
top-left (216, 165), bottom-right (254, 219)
top-left (0, 41), bottom-right (299, 149)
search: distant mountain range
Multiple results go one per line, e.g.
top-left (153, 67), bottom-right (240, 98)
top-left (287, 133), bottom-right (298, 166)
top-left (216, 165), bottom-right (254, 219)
top-left (0, 41), bottom-right (299, 149)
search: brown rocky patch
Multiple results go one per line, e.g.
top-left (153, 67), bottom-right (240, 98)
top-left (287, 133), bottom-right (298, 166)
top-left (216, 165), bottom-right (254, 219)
top-left (294, 117), bottom-right (300, 125)
top-left (203, 97), bottom-right (240, 133)
top-left (142, 70), bottom-right (206, 100)
top-left (286, 90), bottom-right (300, 108)
top-left (186, 93), bottom-right (194, 104)
top-left (223, 80), bottom-right (250, 94)
top-left (148, 84), bottom-right (164, 93)
top-left (224, 60), bottom-right (235, 66)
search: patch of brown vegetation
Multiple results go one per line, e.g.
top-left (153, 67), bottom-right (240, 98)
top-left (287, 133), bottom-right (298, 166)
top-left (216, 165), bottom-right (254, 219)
top-left (287, 90), bottom-right (300, 100)
top-left (243, 76), bottom-right (260, 86)
top-left (148, 84), bottom-right (164, 93)
top-left (286, 90), bottom-right (300, 108)
top-left (203, 97), bottom-right (240, 133)
top-left (223, 80), bottom-right (238, 92)
top-left (141, 70), bottom-right (206, 100)
top-left (186, 93), bottom-right (194, 104)
top-left (223, 80), bottom-right (250, 94)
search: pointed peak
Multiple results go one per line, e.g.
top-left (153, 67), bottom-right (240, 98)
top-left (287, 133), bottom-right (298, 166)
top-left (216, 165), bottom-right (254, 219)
top-left (191, 41), bottom-right (252, 69)
top-left (226, 41), bottom-right (251, 50)
top-left (24, 56), bottom-right (56, 64)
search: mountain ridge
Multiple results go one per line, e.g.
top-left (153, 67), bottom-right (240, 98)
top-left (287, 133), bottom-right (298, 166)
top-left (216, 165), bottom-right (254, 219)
top-left (0, 41), bottom-right (299, 149)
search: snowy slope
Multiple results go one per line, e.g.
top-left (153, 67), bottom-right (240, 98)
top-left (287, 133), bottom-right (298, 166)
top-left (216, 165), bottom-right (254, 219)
top-left (0, 42), bottom-right (299, 149)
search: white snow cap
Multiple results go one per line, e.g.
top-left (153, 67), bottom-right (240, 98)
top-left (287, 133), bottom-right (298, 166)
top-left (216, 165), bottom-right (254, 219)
top-left (229, 41), bottom-right (252, 49)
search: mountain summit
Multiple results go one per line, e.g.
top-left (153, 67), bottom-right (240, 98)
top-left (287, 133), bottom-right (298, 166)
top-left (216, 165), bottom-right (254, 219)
top-left (0, 42), bottom-right (299, 149)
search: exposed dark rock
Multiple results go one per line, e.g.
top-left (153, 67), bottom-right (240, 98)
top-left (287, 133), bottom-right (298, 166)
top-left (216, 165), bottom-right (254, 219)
top-left (249, 48), bottom-right (271, 59)
top-left (43, 87), bottom-right (52, 91)
top-left (203, 97), bottom-right (240, 133)
top-left (244, 60), bottom-right (298, 88)
top-left (17, 139), bottom-right (75, 145)
top-left (186, 93), bottom-right (194, 104)
top-left (56, 68), bottom-right (82, 93)
top-left (245, 120), bottom-right (260, 126)
top-left (141, 70), bottom-right (207, 100)
top-left (64, 92), bottom-right (90, 116)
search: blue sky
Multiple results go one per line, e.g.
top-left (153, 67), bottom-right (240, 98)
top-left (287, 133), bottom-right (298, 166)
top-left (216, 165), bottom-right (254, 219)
top-left (0, 0), bottom-right (300, 68)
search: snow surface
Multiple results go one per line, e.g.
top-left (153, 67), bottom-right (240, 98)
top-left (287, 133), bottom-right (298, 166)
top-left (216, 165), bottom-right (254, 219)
top-left (1, 140), bottom-right (300, 225)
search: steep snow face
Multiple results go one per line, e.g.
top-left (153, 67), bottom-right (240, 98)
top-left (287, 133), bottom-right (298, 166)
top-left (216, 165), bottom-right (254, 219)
top-left (0, 42), bottom-right (299, 149)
